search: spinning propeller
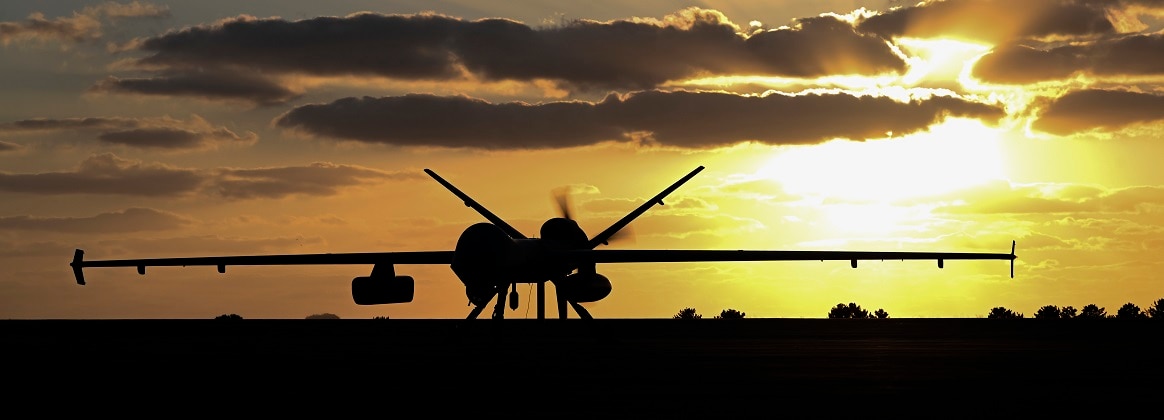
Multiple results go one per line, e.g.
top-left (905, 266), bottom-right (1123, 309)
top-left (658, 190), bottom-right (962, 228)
top-left (551, 187), bottom-right (636, 246)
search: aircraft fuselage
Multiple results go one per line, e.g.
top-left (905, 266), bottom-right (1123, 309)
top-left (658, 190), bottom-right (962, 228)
top-left (451, 221), bottom-right (592, 305)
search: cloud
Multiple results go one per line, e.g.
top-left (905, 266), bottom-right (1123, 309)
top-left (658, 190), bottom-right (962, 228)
top-left (0, 115), bottom-right (257, 150)
top-left (0, 141), bottom-right (21, 153)
top-left (0, 153), bottom-right (204, 196)
top-left (1032, 89), bottom-right (1164, 135)
top-left (274, 90), bottom-right (1004, 149)
top-left (625, 213), bottom-right (766, 239)
top-left (0, 12), bottom-right (101, 46)
top-left (93, 234), bottom-right (326, 256)
top-left (0, 208), bottom-right (190, 233)
top-left (88, 1), bottom-right (170, 20)
top-left (0, 2), bottom-right (168, 46)
top-left (581, 196), bottom-right (716, 215)
top-left (1049, 216), bottom-right (1164, 235)
top-left (0, 153), bottom-right (422, 198)
top-left (90, 71), bottom-right (302, 106)
top-left (932, 180), bottom-right (1164, 214)
top-left (857, 0), bottom-right (1116, 44)
top-left (105, 8), bottom-right (903, 102)
top-left (213, 163), bottom-right (424, 199)
top-left (0, 240), bottom-right (74, 258)
top-left (973, 34), bottom-right (1164, 84)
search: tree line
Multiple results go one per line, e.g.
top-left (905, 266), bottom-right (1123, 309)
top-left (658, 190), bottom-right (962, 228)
top-left (673, 307), bottom-right (746, 319)
top-left (210, 297), bottom-right (1164, 319)
top-left (673, 297), bottom-right (1164, 320)
top-left (988, 298), bottom-right (1164, 319)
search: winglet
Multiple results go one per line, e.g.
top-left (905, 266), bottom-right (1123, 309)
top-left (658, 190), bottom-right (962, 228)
top-left (71, 249), bottom-right (85, 285)
top-left (1010, 240), bottom-right (1016, 279)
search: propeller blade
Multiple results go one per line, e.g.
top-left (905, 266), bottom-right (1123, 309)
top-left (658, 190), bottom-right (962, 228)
top-left (552, 187), bottom-right (573, 221)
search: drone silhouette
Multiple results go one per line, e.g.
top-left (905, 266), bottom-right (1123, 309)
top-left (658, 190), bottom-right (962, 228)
top-left (70, 166), bottom-right (1016, 319)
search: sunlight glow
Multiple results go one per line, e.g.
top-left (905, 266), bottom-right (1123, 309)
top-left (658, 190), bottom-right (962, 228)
top-left (676, 74), bottom-right (900, 92)
top-left (894, 37), bottom-right (992, 87)
top-left (757, 118), bottom-right (1006, 201)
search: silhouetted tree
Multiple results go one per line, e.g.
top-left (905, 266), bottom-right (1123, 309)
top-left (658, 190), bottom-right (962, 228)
top-left (214, 313), bottom-right (242, 320)
top-left (1149, 299), bottom-right (1164, 320)
top-left (987, 307), bottom-right (1023, 319)
top-left (715, 309), bottom-right (745, 319)
top-left (373, 316), bottom-right (390, 320)
top-left (1060, 306), bottom-right (1077, 319)
top-left (306, 313), bottom-right (340, 320)
top-left (829, 302), bottom-right (871, 319)
top-left (1116, 303), bottom-right (1147, 319)
top-left (674, 307), bottom-right (701, 319)
top-left (1034, 305), bottom-right (1061, 319)
top-left (1079, 304), bottom-right (1106, 319)
top-left (874, 308), bottom-right (889, 319)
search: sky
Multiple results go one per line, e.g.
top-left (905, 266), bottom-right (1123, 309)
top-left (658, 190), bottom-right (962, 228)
top-left (2, 0), bottom-right (1163, 319)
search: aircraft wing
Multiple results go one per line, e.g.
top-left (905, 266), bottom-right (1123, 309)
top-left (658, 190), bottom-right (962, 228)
top-left (69, 249), bottom-right (454, 285)
top-left (554, 241), bottom-right (1017, 277)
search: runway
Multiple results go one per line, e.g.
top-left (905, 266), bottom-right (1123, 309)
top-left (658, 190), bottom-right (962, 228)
top-left (5, 319), bottom-right (1159, 415)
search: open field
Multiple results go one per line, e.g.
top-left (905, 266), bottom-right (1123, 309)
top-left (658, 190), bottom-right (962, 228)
top-left (4, 319), bottom-right (1160, 414)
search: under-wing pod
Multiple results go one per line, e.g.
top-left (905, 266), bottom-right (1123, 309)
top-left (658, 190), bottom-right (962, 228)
top-left (559, 272), bottom-right (611, 303)
top-left (352, 275), bottom-right (415, 305)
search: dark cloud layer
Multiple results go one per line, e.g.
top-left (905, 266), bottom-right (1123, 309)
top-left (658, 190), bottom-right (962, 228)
top-left (105, 8), bottom-right (903, 103)
top-left (858, 0), bottom-right (1116, 44)
top-left (90, 71), bottom-right (301, 106)
top-left (275, 90), bottom-right (1004, 149)
top-left (0, 141), bottom-right (21, 152)
top-left (973, 34), bottom-right (1164, 84)
top-left (0, 116), bottom-right (257, 150)
top-left (1033, 89), bottom-right (1164, 135)
top-left (0, 154), bottom-right (419, 198)
top-left (0, 208), bottom-right (190, 233)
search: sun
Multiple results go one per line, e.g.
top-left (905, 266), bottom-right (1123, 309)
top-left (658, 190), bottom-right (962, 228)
top-left (757, 118), bottom-right (1006, 202)
top-left (894, 37), bottom-right (993, 88)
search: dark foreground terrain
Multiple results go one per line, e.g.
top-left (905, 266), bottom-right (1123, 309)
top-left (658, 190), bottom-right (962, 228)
top-left (4, 319), bottom-right (1161, 415)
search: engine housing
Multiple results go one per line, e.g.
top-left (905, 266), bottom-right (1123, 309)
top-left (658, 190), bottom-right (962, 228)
top-left (352, 275), bottom-right (414, 305)
top-left (560, 272), bottom-right (612, 303)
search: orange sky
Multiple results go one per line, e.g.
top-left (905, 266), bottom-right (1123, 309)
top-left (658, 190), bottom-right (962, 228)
top-left (2, 0), bottom-right (1163, 319)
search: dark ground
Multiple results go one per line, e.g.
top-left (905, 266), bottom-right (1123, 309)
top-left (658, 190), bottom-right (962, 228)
top-left (4, 319), bottom-right (1160, 415)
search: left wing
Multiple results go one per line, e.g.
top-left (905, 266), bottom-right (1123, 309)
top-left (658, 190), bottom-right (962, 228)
top-left (553, 241), bottom-right (1018, 277)
top-left (69, 249), bottom-right (454, 285)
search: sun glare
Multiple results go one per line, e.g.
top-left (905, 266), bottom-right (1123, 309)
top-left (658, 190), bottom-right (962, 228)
top-left (895, 37), bottom-right (992, 87)
top-left (758, 118), bottom-right (1006, 202)
top-left (676, 74), bottom-right (899, 92)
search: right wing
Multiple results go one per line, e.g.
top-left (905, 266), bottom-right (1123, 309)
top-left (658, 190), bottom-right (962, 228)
top-left (69, 249), bottom-right (454, 285)
top-left (553, 241), bottom-right (1018, 277)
